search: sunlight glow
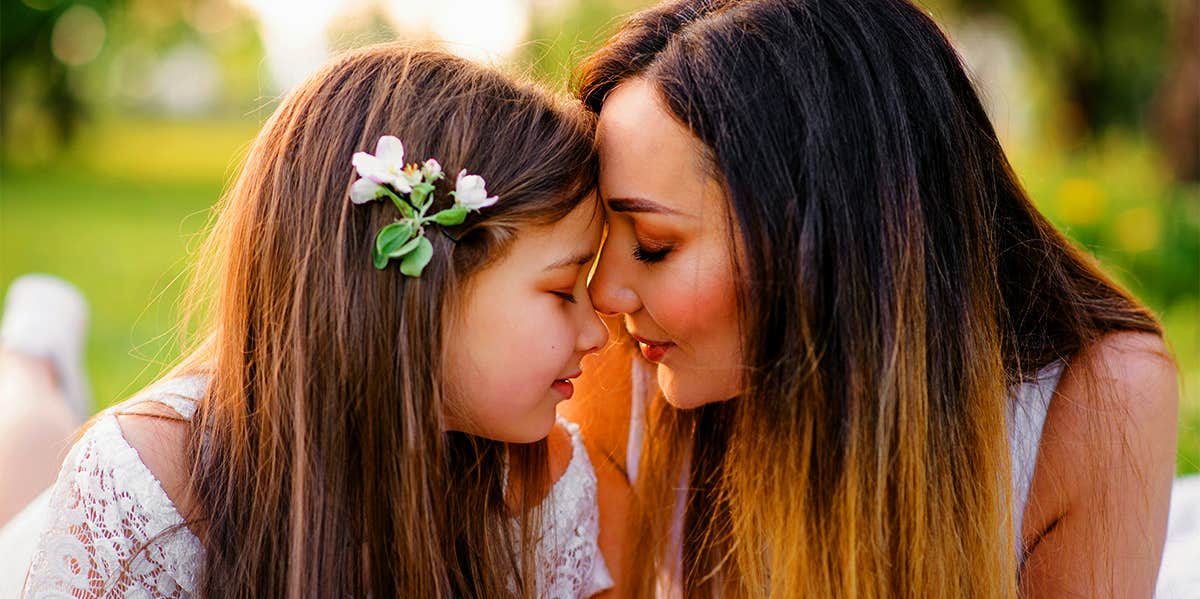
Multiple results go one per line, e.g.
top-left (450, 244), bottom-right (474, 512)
top-left (235, 0), bottom-right (347, 91)
top-left (235, 0), bottom-right (551, 92)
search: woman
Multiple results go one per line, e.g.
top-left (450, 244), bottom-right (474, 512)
top-left (563, 0), bottom-right (1179, 596)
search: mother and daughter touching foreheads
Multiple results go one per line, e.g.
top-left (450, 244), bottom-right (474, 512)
top-left (1, 0), bottom-right (1183, 597)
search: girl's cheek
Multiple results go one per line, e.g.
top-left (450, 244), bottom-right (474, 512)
top-left (518, 307), bottom-right (574, 373)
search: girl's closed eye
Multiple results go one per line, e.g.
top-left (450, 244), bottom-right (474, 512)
top-left (552, 290), bottom-right (578, 304)
top-left (542, 248), bottom-right (597, 304)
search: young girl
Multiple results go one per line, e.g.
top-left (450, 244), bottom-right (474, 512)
top-left (15, 44), bottom-right (613, 597)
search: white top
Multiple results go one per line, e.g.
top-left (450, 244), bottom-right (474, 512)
top-left (1007, 360), bottom-right (1066, 554)
top-left (7, 375), bottom-right (613, 598)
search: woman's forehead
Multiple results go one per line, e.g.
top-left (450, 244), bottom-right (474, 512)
top-left (597, 82), bottom-right (713, 209)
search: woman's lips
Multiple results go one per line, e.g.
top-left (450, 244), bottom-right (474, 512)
top-left (631, 334), bottom-right (674, 363)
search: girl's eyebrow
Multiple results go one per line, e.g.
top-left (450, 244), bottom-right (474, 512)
top-left (544, 251), bottom-right (597, 271)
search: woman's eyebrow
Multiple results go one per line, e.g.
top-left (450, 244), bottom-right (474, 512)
top-left (606, 197), bottom-right (683, 215)
top-left (543, 250), bottom-right (597, 272)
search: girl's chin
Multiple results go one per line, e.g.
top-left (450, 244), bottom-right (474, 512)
top-left (444, 406), bottom-right (557, 444)
top-left (501, 414), bottom-right (558, 444)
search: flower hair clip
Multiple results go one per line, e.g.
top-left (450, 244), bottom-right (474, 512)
top-left (349, 135), bottom-right (499, 277)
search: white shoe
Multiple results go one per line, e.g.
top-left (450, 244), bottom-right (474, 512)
top-left (0, 274), bottom-right (91, 419)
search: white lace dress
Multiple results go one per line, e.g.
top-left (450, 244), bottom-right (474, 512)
top-left (0, 376), bottom-right (614, 598)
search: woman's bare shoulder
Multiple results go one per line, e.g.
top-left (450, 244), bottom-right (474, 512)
top-left (1051, 331), bottom-right (1177, 440)
top-left (1020, 331), bottom-right (1178, 595)
top-left (1029, 331), bottom-right (1178, 504)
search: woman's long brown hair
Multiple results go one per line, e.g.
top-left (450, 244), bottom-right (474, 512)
top-left (168, 44), bottom-right (597, 597)
top-left (577, 0), bottom-right (1163, 597)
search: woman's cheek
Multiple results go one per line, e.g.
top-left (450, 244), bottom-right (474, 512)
top-left (655, 246), bottom-right (739, 347)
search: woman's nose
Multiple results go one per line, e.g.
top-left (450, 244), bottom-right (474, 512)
top-left (588, 243), bottom-right (641, 316)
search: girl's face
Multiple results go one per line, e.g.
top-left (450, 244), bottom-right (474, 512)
top-left (590, 79), bottom-right (743, 409)
top-left (445, 199), bottom-right (610, 442)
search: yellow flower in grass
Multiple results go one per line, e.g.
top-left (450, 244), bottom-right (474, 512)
top-left (1056, 178), bottom-right (1105, 226)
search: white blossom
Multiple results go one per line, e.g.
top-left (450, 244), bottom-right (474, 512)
top-left (453, 169), bottom-right (499, 210)
top-left (351, 135), bottom-right (412, 193)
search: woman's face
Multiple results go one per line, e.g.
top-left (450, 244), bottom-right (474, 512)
top-left (590, 78), bottom-right (743, 409)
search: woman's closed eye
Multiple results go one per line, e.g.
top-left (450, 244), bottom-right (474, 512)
top-left (632, 240), bottom-right (673, 264)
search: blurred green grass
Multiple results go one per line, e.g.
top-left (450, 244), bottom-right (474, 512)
top-left (1, 117), bottom-right (258, 407)
top-left (1, 117), bottom-right (1197, 473)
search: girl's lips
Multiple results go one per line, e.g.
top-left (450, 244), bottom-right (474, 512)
top-left (551, 379), bottom-right (575, 399)
top-left (631, 334), bottom-right (674, 363)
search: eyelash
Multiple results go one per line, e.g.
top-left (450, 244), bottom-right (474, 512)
top-left (632, 242), bottom-right (672, 264)
top-left (552, 291), bottom-right (577, 304)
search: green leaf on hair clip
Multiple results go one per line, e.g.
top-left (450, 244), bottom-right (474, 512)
top-left (399, 236), bottom-right (434, 277)
top-left (351, 137), bottom-right (499, 278)
top-left (375, 222), bottom-right (415, 256)
top-left (387, 235), bottom-right (422, 258)
top-left (391, 195), bottom-right (416, 219)
top-left (432, 205), bottom-right (469, 226)
top-left (410, 183), bottom-right (437, 209)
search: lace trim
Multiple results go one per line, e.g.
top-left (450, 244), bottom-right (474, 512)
top-left (538, 417), bottom-right (615, 596)
top-left (24, 414), bottom-right (202, 597)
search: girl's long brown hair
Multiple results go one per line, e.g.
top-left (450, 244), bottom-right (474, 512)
top-left (577, 0), bottom-right (1163, 597)
top-left (170, 44), bottom-right (597, 597)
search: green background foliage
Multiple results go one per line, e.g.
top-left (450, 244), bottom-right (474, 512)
top-left (1, 0), bottom-right (1196, 472)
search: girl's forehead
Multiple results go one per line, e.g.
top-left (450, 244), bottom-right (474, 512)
top-left (539, 201), bottom-right (605, 251)
top-left (489, 201), bottom-right (603, 275)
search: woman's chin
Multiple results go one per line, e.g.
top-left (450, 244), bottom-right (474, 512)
top-left (657, 366), bottom-right (738, 410)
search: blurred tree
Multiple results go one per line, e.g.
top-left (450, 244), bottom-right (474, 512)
top-left (1, 0), bottom-right (224, 160)
top-left (0, 0), bottom-right (98, 145)
top-left (947, 0), bottom-right (1172, 143)
top-left (1151, 0), bottom-right (1199, 182)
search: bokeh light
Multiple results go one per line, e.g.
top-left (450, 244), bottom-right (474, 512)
top-left (50, 5), bottom-right (106, 67)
